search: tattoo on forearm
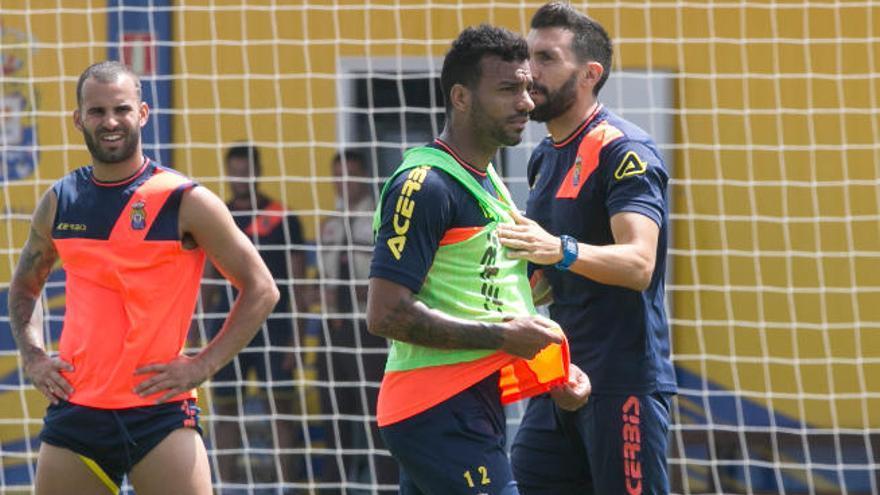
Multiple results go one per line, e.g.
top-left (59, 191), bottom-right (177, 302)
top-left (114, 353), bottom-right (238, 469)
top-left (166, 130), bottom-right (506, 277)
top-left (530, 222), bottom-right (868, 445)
top-left (9, 229), bottom-right (58, 355)
top-left (376, 298), bottom-right (503, 350)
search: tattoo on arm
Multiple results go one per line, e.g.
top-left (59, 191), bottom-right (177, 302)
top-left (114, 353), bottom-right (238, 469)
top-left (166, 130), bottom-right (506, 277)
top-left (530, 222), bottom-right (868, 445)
top-left (374, 297), bottom-right (503, 350)
top-left (9, 214), bottom-right (59, 360)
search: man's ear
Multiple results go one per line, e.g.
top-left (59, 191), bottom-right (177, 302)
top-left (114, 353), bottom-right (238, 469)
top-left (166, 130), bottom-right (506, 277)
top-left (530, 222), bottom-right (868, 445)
top-left (138, 101), bottom-right (150, 128)
top-left (72, 108), bottom-right (83, 132)
top-left (584, 61), bottom-right (604, 89)
top-left (449, 83), bottom-right (471, 113)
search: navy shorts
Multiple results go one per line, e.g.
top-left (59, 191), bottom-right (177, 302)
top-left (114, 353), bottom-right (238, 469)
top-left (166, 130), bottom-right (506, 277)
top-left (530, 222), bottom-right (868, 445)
top-left (511, 393), bottom-right (672, 495)
top-left (39, 399), bottom-right (202, 489)
top-left (379, 372), bottom-right (518, 495)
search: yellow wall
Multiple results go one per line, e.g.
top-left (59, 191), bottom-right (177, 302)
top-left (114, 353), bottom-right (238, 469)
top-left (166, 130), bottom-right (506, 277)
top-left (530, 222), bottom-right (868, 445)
top-left (1, 1), bottom-right (878, 431)
top-left (171, 0), bottom-right (880, 428)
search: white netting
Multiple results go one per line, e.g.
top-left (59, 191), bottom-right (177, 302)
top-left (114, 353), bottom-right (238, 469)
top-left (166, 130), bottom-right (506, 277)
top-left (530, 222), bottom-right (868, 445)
top-left (0, 2), bottom-right (878, 494)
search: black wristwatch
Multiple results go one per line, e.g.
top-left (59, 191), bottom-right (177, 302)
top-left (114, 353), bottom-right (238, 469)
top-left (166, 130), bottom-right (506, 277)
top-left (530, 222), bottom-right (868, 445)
top-left (555, 235), bottom-right (578, 271)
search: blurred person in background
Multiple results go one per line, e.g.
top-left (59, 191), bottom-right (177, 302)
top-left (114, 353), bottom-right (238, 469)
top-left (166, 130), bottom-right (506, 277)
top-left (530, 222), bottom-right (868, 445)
top-left (201, 144), bottom-right (309, 488)
top-left (317, 149), bottom-right (398, 489)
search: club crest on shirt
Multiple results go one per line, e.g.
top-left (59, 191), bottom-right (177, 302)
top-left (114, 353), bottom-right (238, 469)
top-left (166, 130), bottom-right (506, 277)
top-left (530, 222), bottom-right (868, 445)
top-left (614, 151), bottom-right (647, 180)
top-left (571, 155), bottom-right (583, 187)
top-left (130, 200), bottom-right (146, 230)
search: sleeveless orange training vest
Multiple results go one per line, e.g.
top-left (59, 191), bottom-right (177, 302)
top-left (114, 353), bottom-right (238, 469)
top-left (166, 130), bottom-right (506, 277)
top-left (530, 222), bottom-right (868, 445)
top-left (53, 163), bottom-right (206, 408)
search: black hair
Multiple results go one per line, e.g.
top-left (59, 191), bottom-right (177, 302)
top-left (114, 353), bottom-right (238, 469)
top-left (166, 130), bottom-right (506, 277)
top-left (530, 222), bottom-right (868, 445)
top-left (226, 144), bottom-right (262, 177)
top-left (440, 24), bottom-right (529, 112)
top-left (531, 2), bottom-right (613, 96)
top-left (76, 60), bottom-right (141, 107)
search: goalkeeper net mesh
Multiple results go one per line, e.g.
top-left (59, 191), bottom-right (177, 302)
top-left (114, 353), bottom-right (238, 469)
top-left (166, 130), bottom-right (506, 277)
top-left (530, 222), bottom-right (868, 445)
top-left (0, 1), bottom-right (878, 494)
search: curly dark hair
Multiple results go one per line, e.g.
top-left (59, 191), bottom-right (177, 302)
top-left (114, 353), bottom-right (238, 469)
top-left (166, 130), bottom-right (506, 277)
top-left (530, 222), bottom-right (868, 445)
top-left (440, 24), bottom-right (529, 112)
top-left (531, 2), bottom-right (613, 96)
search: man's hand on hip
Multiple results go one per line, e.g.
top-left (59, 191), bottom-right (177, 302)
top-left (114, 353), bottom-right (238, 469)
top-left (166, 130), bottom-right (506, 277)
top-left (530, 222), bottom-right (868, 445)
top-left (23, 350), bottom-right (74, 405)
top-left (134, 355), bottom-right (209, 404)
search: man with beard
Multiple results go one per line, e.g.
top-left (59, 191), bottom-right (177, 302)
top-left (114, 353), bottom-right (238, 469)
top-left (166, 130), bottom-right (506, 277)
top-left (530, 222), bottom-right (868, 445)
top-left (367, 25), bottom-right (586, 494)
top-left (496, 3), bottom-right (677, 494)
top-left (8, 61), bottom-right (279, 494)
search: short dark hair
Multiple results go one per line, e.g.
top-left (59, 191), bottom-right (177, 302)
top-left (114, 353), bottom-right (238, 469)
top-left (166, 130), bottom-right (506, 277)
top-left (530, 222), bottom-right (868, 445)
top-left (440, 24), bottom-right (529, 112)
top-left (531, 2), bottom-right (613, 96)
top-left (332, 149), bottom-right (368, 175)
top-left (76, 60), bottom-right (141, 107)
top-left (226, 144), bottom-right (262, 177)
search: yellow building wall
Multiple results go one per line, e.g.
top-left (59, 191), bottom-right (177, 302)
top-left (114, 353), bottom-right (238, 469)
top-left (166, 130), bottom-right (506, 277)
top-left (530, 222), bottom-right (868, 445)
top-left (0, 1), bottom-right (877, 435)
top-left (172, 1), bottom-right (879, 429)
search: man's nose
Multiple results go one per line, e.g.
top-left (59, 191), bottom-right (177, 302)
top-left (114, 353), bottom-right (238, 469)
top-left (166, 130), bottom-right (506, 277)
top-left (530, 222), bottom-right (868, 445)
top-left (102, 114), bottom-right (120, 129)
top-left (519, 90), bottom-right (535, 113)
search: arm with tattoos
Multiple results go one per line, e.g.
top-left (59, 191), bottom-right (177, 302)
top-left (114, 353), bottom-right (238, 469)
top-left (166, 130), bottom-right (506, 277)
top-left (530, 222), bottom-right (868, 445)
top-left (366, 166), bottom-right (562, 360)
top-left (366, 277), bottom-right (561, 360)
top-left (8, 189), bottom-right (74, 404)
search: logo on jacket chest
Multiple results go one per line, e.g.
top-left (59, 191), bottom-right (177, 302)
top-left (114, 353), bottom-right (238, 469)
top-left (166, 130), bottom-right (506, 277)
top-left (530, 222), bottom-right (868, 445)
top-left (130, 200), bottom-right (147, 230)
top-left (56, 222), bottom-right (87, 232)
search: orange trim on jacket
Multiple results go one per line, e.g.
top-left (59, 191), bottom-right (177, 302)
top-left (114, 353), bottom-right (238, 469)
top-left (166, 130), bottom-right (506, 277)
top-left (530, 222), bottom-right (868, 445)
top-left (555, 120), bottom-right (625, 199)
top-left (552, 104), bottom-right (603, 149)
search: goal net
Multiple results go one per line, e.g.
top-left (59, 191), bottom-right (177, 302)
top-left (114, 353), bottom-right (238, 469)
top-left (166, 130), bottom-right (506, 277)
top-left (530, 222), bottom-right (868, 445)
top-left (0, 1), bottom-right (878, 494)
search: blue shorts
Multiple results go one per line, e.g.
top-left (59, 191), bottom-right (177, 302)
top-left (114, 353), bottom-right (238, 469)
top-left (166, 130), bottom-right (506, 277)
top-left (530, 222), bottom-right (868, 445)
top-left (511, 393), bottom-right (672, 495)
top-left (39, 399), bottom-right (203, 489)
top-left (379, 372), bottom-right (518, 495)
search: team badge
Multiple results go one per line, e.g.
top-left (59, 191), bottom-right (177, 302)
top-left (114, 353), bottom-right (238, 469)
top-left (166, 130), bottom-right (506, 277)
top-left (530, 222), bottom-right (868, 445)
top-left (614, 151), bottom-right (647, 180)
top-left (130, 200), bottom-right (146, 230)
top-left (571, 155), bottom-right (582, 187)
